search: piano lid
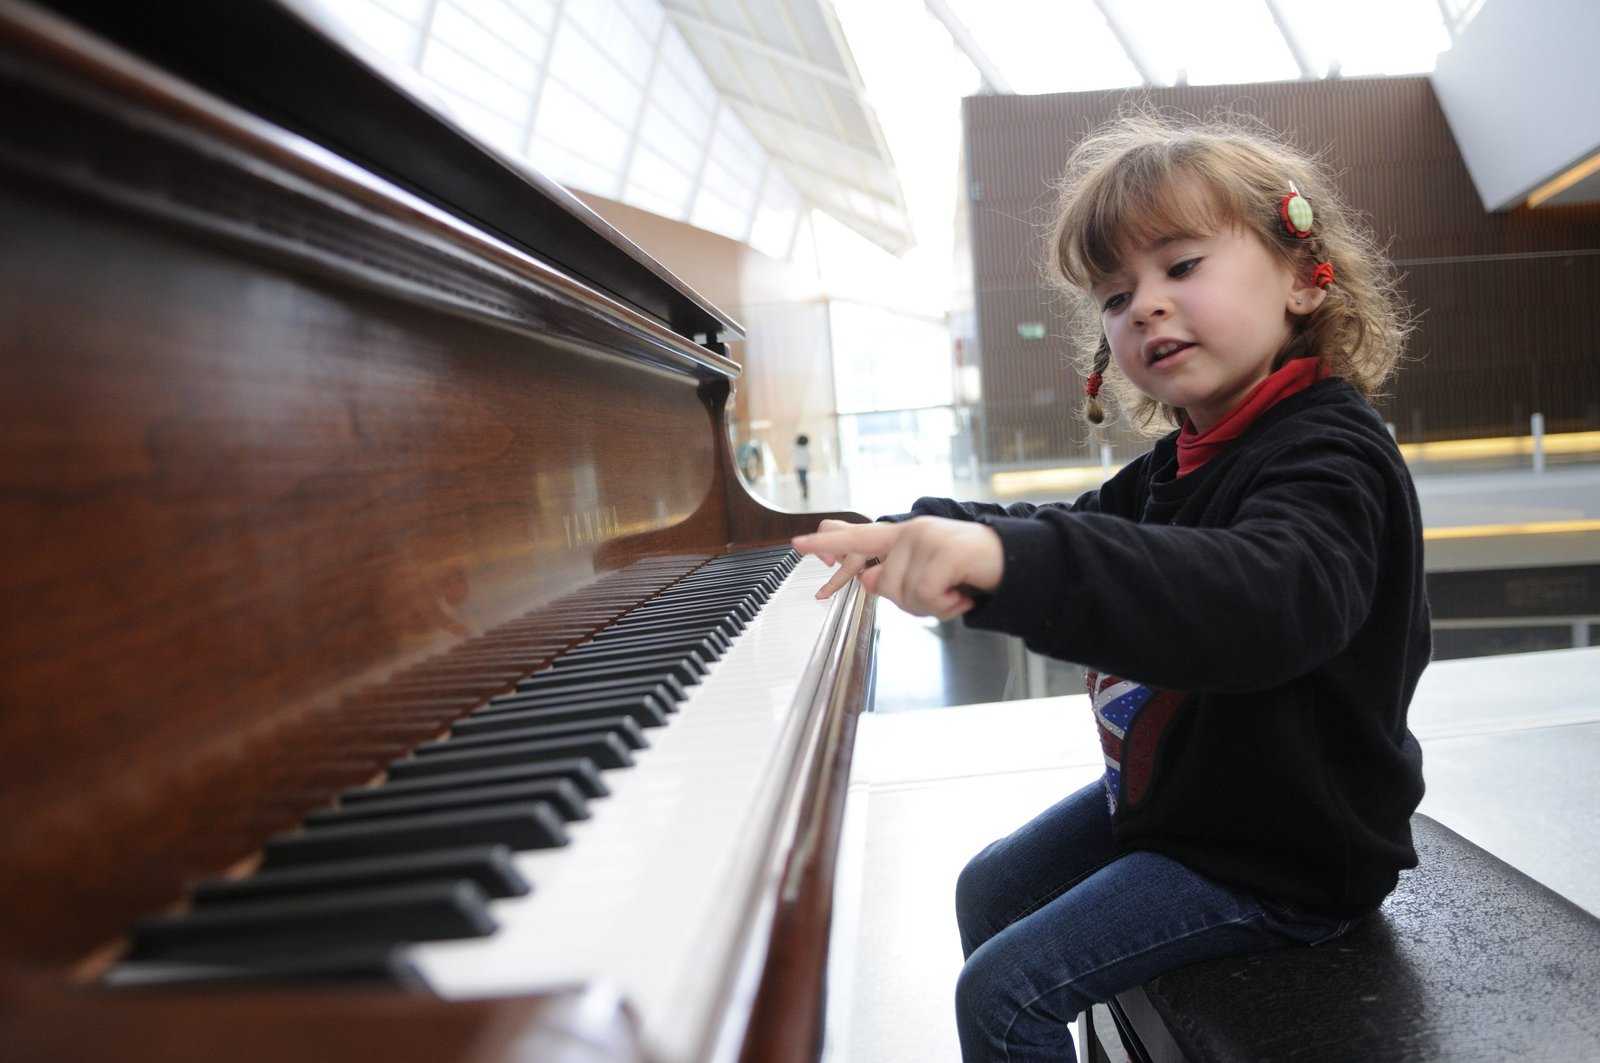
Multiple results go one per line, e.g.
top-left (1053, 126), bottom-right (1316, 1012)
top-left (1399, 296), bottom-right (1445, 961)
top-left (30, 0), bottom-right (743, 352)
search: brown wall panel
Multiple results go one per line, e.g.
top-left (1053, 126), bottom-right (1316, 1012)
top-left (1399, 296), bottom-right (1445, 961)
top-left (963, 77), bottom-right (1600, 460)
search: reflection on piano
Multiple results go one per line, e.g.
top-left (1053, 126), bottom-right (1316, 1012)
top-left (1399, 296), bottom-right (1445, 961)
top-left (0, 3), bottom-right (875, 1061)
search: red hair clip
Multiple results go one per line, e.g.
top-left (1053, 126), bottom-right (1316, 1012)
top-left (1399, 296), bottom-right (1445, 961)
top-left (1085, 371), bottom-right (1103, 398)
top-left (1280, 182), bottom-right (1314, 238)
top-left (1313, 262), bottom-right (1335, 289)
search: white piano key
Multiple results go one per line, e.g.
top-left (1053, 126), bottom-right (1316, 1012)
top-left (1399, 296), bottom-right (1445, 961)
top-left (409, 553), bottom-right (852, 1063)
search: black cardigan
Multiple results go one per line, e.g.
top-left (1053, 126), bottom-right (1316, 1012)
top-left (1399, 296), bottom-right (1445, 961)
top-left (902, 379), bottom-right (1431, 917)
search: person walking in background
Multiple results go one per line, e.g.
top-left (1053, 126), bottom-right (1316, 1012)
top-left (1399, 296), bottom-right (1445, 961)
top-left (794, 109), bottom-right (1429, 1060)
top-left (791, 433), bottom-right (811, 501)
top-left (736, 438), bottom-right (762, 483)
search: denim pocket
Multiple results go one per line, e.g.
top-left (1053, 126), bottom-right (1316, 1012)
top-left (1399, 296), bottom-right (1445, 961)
top-left (1258, 897), bottom-right (1358, 946)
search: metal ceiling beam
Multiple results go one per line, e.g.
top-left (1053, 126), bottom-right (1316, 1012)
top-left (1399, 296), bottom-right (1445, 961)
top-left (1263, 0), bottom-right (1318, 80)
top-left (1089, 0), bottom-right (1162, 87)
top-left (716, 90), bottom-right (883, 158)
top-left (665, 8), bottom-right (857, 89)
top-left (922, 0), bottom-right (1011, 94)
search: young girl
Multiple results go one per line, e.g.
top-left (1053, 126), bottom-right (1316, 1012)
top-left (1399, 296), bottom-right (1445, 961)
top-left (794, 111), bottom-right (1430, 1061)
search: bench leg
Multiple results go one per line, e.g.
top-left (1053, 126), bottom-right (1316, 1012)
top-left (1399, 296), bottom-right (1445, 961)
top-left (1081, 1003), bottom-right (1148, 1063)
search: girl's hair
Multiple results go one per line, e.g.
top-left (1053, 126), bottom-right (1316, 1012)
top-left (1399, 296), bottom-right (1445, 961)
top-left (1045, 108), bottom-right (1411, 432)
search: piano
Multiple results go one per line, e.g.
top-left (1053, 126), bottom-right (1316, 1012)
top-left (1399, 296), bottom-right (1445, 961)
top-left (0, 2), bottom-right (876, 1061)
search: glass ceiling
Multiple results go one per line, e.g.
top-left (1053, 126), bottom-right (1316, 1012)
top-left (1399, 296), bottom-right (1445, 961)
top-left (935, 0), bottom-right (1477, 93)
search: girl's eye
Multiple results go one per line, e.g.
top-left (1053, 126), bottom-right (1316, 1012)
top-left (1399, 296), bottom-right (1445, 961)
top-left (1169, 257), bottom-right (1200, 278)
top-left (1101, 292), bottom-right (1129, 313)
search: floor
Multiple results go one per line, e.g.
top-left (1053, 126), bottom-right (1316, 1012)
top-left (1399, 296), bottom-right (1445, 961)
top-left (763, 459), bottom-right (1600, 1063)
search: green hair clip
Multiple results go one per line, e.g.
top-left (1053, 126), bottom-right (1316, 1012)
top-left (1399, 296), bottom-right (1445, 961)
top-left (1280, 181), bottom-right (1314, 238)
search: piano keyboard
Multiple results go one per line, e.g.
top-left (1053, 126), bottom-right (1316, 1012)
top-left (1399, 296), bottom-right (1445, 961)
top-left (108, 547), bottom-right (852, 1063)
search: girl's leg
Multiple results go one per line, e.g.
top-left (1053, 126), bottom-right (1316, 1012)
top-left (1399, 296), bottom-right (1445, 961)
top-left (954, 780), bottom-right (1119, 959)
top-left (954, 846), bottom-right (1351, 1062)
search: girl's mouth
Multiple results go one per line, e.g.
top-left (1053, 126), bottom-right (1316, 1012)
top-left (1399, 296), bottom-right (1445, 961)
top-left (1148, 340), bottom-right (1193, 364)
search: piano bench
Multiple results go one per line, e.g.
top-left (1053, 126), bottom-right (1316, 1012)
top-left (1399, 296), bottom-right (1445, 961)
top-left (1083, 813), bottom-right (1600, 1063)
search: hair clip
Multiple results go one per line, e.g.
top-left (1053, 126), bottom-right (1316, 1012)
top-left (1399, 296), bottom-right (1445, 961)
top-left (1313, 262), bottom-right (1335, 289)
top-left (1084, 371), bottom-right (1104, 398)
top-left (1280, 182), bottom-right (1314, 238)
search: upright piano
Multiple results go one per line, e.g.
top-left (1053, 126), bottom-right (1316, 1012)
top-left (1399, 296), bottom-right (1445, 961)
top-left (0, 2), bottom-right (876, 1060)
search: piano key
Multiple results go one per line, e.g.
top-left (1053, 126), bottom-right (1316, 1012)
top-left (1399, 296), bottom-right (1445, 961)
top-left (646, 581), bottom-right (771, 606)
top-left (415, 716), bottom-right (649, 755)
top-left (126, 880), bottom-right (497, 963)
top-left (620, 596), bottom-right (759, 624)
top-left (479, 677), bottom-right (686, 715)
top-left (410, 553), bottom-right (852, 1063)
top-left (105, 944), bottom-right (428, 989)
top-left (526, 652), bottom-right (705, 686)
top-left (260, 803), bottom-right (568, 868)
top-left (338, 758), bottom-right (610, 801)
top-left (604, 601), bottom-right (755, 627)
top-left (453, 694), bottom-right (670, 733)
top-left (307, 778), bottom-right (590, 826)
top-left (384, 732), bottom-right (634, 778)
top-left (593, 611), bottom-right (743, 641)
top-left (189, 845), bottom-right (530, 904)
top-left (649, 567), bottom-right (771, 587)
top-left (560, 629), bottom-right (730, 660)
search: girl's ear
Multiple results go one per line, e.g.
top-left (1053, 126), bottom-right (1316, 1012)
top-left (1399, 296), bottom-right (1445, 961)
top-left (1286, 267), bottom-right (1328, 317)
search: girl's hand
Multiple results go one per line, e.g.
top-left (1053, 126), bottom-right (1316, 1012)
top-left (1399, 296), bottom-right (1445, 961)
top-left (799, 518), bottom-right (882, 601)
top-left (793, 517), bottom-right (1004, 621)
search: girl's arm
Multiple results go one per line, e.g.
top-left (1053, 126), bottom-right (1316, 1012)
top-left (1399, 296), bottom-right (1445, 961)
top-left (967, 439), bottom-right (1400, 691)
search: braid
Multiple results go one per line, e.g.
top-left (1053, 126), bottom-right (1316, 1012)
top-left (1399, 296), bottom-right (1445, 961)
top-left (1083, 335), bottom-right (1112, 425)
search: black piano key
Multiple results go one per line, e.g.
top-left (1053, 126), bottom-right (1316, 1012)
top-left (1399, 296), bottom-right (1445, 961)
top-left (680, 561), bottom-right (784, 583)
top-left (564, 629), bottom-right (731, 660)
top-left (189, 845), bottom-right (530, 904)
top-left (126, 880), bottom-right (497, 962)
top-left (622, 596), bottom-right (758, 624)
top-left (309, 777), bottom-right (590, 826)
top-left (107, 944), bottom-right (428, 989)
top-left (260, 802), bottom-right (568, 868)
top-left (528, 652), bottom-right (705, 686)
top-left (593, 612), bottom-right (742, 642)
top-left (456, 694), bottom-right (670, 733)
top-left (345, 757), bottom-right (610, 801)
top-left (614, 597), bottom-right (754, 623)
top-left (417, 716), bottom-right (648, 756)
top-left (638, 590), bottom-right (752, 611)
top-left (384, 732), bottom-right (634, 778)
top-left (481, 677), bottom-right (686, 714)
top-left (626, 587), bottom-right (756, 609)
top-left (544, 643), bottom-right (713, 675)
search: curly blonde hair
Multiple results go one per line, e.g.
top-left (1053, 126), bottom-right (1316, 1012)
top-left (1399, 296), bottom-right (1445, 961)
top-left (1045, 108), bottom-right (1411, 433)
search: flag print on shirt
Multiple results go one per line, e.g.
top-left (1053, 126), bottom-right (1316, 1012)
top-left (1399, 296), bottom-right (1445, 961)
top-left (1088, 670), bottom-right (1190, 813)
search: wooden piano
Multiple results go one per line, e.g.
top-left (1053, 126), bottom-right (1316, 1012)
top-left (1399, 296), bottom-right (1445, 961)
top-left (0, 2), bottom-right (876, 1060)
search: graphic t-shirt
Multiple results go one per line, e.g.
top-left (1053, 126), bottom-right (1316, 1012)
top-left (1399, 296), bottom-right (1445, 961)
top-left (1087, 671), bottom-right (1189, 813)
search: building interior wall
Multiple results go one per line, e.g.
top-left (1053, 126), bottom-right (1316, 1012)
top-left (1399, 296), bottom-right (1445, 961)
top-left (576, 192), bottom-right (834, 474)
top-left (962, 77), bottom-right (1600, 467)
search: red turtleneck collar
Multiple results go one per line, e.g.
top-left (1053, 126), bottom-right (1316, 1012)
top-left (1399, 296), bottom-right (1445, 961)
top-left (1176, 357), bottom-right (1323, 476)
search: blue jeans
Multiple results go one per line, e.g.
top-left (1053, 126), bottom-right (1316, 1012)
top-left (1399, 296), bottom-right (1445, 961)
top-left (954, 780), bottom-right (1355, 1061)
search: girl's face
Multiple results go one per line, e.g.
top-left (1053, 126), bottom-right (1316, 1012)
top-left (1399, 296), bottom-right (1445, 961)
top-left (1092, 218), bottom-right (1323, 431)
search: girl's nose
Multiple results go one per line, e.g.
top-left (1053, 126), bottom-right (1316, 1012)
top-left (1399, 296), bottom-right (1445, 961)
top-left (1131, 292), bottom-right (1168, 326)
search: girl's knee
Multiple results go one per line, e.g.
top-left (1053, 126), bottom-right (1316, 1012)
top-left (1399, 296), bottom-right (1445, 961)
top-left (955, 948), bottom-right (1081, 1057)
top-left (952, 949), bottom-right (998, 1029)
top-left (954, 847), bottom-right (1005, 951)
